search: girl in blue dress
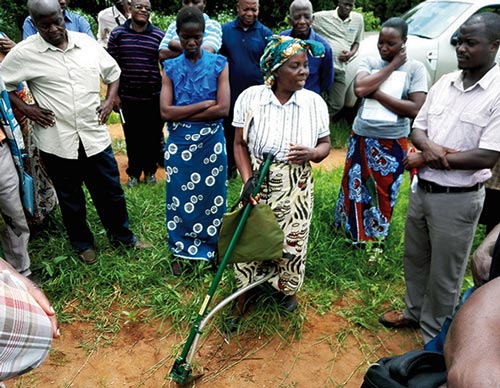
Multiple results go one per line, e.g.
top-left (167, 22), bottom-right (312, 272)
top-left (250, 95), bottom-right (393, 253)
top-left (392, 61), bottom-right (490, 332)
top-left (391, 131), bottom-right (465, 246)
top-left (160, 7), bottom-right (230, 275)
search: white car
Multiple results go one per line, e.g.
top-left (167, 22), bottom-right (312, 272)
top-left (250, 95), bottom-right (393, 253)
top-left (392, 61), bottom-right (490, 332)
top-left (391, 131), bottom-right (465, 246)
top-left (344, 0), bottom-right (500, 109)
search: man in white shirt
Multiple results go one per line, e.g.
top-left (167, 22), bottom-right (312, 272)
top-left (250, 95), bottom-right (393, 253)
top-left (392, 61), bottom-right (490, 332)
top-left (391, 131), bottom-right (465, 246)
top-left (380, 13), bottom-right (500, 345)
top-left (313, 0), bottom-right (363, 120)
top-left (97, 0), bottom-right (130, 48)
top-left (3, 0), bottom-right (150, 265)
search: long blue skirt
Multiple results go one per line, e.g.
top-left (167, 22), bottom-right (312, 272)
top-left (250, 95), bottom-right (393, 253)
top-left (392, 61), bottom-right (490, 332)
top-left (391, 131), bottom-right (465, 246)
top-left (164, 121), bottom-right (227, 261)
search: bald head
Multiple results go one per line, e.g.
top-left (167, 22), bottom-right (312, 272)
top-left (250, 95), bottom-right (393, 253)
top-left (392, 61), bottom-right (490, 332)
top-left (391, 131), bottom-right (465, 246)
top-left (28, 0), bottom-right (62, 21)
top-left (289, 0), bottom-right (312, 16)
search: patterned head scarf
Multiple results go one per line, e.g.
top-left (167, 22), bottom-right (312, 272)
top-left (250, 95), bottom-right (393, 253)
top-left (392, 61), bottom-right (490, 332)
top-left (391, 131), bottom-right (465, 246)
top-left (260, 35), bottom-right (325, 87)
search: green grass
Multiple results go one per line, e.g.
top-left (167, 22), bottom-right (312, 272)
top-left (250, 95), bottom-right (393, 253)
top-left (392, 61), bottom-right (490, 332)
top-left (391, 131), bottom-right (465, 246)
top-left (28, 123), bottom-right (486, 350)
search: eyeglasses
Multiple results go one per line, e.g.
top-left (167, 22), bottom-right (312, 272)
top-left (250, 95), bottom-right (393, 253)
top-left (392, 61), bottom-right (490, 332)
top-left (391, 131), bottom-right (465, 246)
top-left (133, 4), bottom-right (152, 11)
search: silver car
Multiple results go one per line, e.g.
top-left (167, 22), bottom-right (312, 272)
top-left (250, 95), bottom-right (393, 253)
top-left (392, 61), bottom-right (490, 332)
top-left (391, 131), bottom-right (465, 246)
top-left (344, 0), bottom-right (500, 109)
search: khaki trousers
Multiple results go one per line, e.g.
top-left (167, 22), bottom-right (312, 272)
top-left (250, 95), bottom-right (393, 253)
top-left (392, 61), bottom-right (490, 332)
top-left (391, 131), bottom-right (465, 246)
top-left (402, 185), bottom-right (485, 343)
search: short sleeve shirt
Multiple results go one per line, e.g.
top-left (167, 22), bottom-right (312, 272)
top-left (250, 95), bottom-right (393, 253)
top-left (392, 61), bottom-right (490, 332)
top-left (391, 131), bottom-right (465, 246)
top-left (413, 65), bottom-right (500, 186)
top-left (1, 32), bottom-right (120, 159)
top-left (312, 9), bottom-right (364, 70)
top-left (158, 13), bottom-right (222, 53)
top-left (232, 85), bottom-right (329, 162)
top-left (353, 57), bottom-right (428, 139)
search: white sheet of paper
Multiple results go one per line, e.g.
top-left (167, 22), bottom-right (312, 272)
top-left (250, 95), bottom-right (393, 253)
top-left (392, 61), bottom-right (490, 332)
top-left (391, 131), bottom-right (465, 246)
top-left (361, 70), bottom-right (406, 123)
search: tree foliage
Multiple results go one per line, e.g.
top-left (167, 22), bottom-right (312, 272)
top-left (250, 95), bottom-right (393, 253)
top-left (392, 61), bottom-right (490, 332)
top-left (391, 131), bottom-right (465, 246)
top-left (1, 0), bottom-right (421, 42)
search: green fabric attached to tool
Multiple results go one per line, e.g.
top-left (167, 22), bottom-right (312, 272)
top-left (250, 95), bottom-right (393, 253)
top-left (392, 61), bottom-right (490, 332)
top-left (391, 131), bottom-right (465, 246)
top-left (218, 203), bottom-right (284, 264)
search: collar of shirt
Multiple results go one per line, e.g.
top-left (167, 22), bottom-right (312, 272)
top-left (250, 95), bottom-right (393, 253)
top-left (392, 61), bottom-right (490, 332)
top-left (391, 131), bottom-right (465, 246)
top-left (451, 63), bottom-right (500, 92)
top-left (34, 30), bottom-right (82, 52)
top-left (63, 9), bottom-right (75, 24)
top-left (232, 17), bottom-right (259, 31)
top-left (123, 19), bottom-right (154, 32)
top-left (333, 8), bottom-right (352, 22)
top-left (259, 87), bottom-right (305, 107)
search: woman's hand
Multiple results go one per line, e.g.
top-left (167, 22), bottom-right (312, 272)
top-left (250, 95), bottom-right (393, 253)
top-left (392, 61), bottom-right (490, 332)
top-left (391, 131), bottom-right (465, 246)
top-left (403, 152), bottom-right (426, 170)
top-left (287, 143), bottom-right (314, 164)
top-left (390, 44), bottom-right (407, 69)
top-left (239, 176), bottom-right (261, 205)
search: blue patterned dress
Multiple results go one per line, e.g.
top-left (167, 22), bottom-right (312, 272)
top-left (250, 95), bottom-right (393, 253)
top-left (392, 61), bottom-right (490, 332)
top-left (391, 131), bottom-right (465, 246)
top-left (163, 51), bottom-right (227, 260)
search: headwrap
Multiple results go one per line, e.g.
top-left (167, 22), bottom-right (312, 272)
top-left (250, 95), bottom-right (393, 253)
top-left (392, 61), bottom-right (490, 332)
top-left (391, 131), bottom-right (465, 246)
top-left (260, 35), bottom-right (326, 87)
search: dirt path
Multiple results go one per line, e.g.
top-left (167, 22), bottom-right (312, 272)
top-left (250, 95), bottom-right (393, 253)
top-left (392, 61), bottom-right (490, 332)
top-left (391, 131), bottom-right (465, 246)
top-left (12, 125), bottom-right (422, 387)
top-left (108, 124), bottom-right (347, 183)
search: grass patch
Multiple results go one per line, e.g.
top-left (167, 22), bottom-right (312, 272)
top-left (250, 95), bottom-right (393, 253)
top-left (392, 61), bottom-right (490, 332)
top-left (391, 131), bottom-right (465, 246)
top-left (28, 146), bottom-right (485, 352)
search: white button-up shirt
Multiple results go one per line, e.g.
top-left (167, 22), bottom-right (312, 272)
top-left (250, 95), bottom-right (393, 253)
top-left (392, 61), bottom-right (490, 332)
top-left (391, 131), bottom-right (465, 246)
top-left (413, 64), bottom-right (500, 187)
top-left (233, 85), bottom-right (329, 162)
top-left (1, 31), bottom-right (121, 159)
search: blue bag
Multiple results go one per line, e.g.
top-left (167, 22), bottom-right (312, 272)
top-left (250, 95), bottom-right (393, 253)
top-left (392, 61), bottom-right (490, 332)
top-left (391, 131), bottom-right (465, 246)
top-left (0, 76), bottom-right (34, 215)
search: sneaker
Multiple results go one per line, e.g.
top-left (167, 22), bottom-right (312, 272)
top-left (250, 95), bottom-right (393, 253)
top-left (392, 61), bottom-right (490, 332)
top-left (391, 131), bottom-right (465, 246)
top-left (126, 177), bottom-right (139, 188)
top-left (78, 248), bottom-right (97, 265)
top-left (144, 174), bottom-right (157, 185)
top-left (379, 310), bottom-right (419, 329)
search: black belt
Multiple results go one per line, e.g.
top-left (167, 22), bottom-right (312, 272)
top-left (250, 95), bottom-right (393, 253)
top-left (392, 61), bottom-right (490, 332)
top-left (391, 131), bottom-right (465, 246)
top-left (418, 178), bottom-right (483, 193)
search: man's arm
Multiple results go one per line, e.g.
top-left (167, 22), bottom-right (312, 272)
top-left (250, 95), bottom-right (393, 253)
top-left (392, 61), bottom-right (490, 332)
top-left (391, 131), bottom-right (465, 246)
top-left (8, 92), bottom-right (55, 128)
top-left (472, 223), bottom-right (500, 287)
top-left (98, 79), bottom-right (119, 124)
top-left (444, 277), bottom-right (500, 387)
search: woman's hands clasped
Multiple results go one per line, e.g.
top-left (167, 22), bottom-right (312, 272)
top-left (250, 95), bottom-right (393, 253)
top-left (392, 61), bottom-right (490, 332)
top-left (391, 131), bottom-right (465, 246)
top-left (287, 143), bottom-right (314, 164)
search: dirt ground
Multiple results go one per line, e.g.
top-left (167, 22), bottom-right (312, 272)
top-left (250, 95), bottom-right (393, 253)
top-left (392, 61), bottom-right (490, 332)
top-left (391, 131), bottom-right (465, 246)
top-left (12, 124), bottom-right (423, 388)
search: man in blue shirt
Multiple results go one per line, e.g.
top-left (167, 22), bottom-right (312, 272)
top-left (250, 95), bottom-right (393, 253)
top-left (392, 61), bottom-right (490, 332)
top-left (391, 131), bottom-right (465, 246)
top-left (281, 0), bottom-right (334, 95)
top-left (23, 0), bottom-right (95, 39)
top-left (158, 0), bottom-right (222, 61)
top-left (220, 0), bottom-right (273, 177)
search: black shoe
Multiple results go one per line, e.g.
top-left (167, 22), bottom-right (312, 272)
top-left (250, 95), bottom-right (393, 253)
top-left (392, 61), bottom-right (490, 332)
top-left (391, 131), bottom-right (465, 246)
top-left (78, 248), bottom-right (97, 265)
top-left (281, 294), bottom-right (298, 312)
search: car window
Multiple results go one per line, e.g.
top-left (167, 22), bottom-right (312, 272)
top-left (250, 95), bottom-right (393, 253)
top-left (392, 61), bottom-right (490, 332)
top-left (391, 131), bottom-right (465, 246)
top-left (402, 1), bottom-right (471, 39)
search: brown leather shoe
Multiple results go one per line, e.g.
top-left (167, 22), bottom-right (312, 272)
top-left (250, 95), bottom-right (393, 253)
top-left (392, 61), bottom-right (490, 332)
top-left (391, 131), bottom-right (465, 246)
top-left (171, 260), bottom-right (182, 276)
top-left (78, 248), bottom-right (97, 265)
top-left (379, 310), bottom-right (419, 328)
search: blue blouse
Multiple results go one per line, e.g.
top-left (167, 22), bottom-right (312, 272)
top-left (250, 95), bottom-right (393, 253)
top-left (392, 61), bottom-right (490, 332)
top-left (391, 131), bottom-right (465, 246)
top-left (163, 50), bottom-right (227, 108)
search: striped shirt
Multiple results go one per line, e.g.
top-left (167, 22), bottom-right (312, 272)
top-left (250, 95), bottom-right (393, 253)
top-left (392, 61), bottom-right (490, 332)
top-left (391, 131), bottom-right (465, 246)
top-left (233, 85), bottom-right (329, 162)
top-left (312, 9), bottom-right (364, 71)
top-left (158, 13), bottom-right (222, 53)
top-left (107, 20), bottom-right (165, 101)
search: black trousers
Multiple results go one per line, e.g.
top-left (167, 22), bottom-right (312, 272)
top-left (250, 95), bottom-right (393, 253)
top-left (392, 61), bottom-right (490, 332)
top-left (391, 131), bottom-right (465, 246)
top-left (121, 96), bottom-right (165, 179)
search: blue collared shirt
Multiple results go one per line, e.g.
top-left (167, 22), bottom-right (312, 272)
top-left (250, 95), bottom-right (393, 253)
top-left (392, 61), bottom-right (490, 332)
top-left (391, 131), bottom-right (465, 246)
top-left (220, 17), bottom-right (273, 108)
top-left (23, 9), bottom-right (95, 40)
top-left (280, 27), bottom-right (334, 94)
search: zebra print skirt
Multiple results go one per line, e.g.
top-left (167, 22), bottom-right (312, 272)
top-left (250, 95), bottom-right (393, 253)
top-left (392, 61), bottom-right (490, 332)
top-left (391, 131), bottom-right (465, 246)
top-left (234, 158), bottom-right (314, 295)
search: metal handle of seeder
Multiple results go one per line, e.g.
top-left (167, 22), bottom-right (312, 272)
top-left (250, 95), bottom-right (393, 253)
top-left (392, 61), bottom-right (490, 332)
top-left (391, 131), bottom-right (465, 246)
top-left (169, 152), bottom-right (275, 385)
